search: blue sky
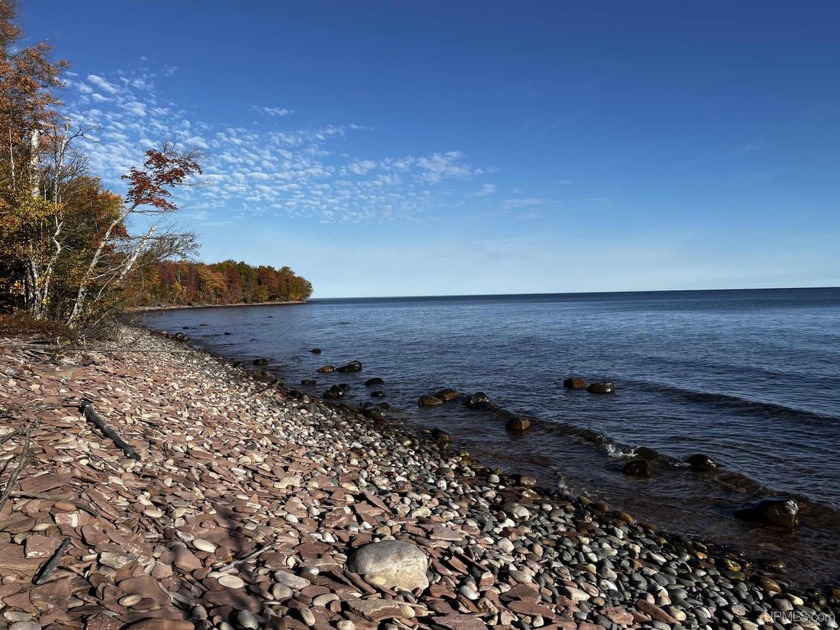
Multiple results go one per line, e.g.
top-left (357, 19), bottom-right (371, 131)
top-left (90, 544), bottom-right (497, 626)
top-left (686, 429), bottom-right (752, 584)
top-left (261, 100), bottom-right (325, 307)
top-left (21, 1), bottom-right (840, 297)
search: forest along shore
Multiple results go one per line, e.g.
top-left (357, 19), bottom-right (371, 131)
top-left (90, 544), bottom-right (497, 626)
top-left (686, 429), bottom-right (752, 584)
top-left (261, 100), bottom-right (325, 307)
top-left (0, 329), bottom-right (837, 630)
top-left (131, 300), bottom-right (309, 313)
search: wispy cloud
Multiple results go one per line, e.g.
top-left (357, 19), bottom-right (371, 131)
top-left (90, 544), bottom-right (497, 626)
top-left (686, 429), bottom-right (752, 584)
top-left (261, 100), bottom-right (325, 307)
top-left (251, 105), bottom-right (294, 117)
top-left (475, 183), bottom-right (496, 197)
top-left (65, 67), bottom-right (488, 224)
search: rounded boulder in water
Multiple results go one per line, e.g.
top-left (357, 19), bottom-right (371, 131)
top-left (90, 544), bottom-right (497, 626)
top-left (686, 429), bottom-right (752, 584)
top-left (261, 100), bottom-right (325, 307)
top-left (418, 395), bottom-right (443, 407)
top-left (685, 454), bottom-right (718, 471)
top-left (433, 388), bottom-right (462, 402)
top-left (563, 377), bottom-right (589, 390)
top-left (587, 381), bottom-right (615, 394)
top-left (346, 541), bottom-right (429, 591)
top-left (463, 392), bottom-right (493, 410)
top-left (734, 497), bottom-right (800, 528)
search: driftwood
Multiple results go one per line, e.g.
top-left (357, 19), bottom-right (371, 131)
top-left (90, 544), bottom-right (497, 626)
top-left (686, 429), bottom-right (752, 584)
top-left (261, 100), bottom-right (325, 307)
top-left (79, 399), bottom-right (140, 461)
top-left (33, 537), bottom-right (71, 585)
top-left (0, 420), bottom-right (36, 512)
top-left (0, 428), bottom-right (22, 445)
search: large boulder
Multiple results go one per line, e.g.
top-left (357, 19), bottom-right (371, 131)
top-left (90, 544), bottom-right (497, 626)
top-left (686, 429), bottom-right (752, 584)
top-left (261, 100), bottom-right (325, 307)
top-left (563, 377), bottom-right (589, 390)
top-left (346, 541), bottom-right (429, 591)
top-left (337, 360), bottom-right (363, 373)
top-left (734, 497), bottom-right (800, 528)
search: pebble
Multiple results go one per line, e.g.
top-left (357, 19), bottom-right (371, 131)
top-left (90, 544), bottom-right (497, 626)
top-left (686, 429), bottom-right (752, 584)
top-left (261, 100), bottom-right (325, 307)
top-left (192, 539), bottom-right (216, 553)
top-left (217, 574), bottom-right (246, 589)
top-left (237, 610), bottom-right (260, 629)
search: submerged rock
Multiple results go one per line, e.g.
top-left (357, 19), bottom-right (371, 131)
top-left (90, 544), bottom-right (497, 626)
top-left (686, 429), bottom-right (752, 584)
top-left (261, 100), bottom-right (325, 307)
top-left (336, 360), bottom-right (363, 373)
top-left (735, 497), bottom-right (800, 528)
top-left (300, 379), bottom-right (317, 386)
top-left (464, 392), bottom-right (493, 410)
top-left (365, 377), bottom-right (384, 387)
top-left (563, 377), bottom-right (589, 390)
top-left (623, 459), bottom-right (653, 478)
top-left (310, 348), bottom-right (322, 354)
top-left (685, 453), bottom-right (718, 471)
top-left (505, 417), bottom-right (531, 433)
top-left (587, 381), bottom-right (615, 395)
top-left (346, 541), bottom-right (429, 591)
top-left (324, 385), bottom-right (345, 399)
top-left (252, 358), bottom-right (269, 366)
top-left (434, 388), bottom-right (462, 402)
top-left (316, 365), bottom-right (335, 373)
top-left (418, 395), bottom-right (444, 407)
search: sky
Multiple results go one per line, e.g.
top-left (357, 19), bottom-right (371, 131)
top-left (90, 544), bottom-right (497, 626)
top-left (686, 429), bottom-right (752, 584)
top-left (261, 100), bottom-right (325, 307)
top-left (19, 1), bottom-right (840, 297)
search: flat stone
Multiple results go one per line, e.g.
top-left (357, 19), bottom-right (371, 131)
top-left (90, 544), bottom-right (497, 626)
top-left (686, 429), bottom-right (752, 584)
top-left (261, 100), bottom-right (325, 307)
top-left (346, 599), bottom-right (406, 622)
top-left (192, 539), bottom-right (216, 553)
top-left (217, 574), bottom-right (245, 589)
top-left (118, 575), bottom-right (170, 607)
top-left (273, 570), bottom-right (311, 590)
top-left (635, 600), bottom-right (679, 624)
top-left (24, 534), bottom-right (61, 559)
top-left (171, 545), bottom-right (202, 571)
top-left (126, 620), bottom-right (194, 630)
top-left (19, 473), bottom-right (73, 494)
top-left (99, 550), bottom-right (137, 570)
top-left (432, 613), bottom-right (489, 630)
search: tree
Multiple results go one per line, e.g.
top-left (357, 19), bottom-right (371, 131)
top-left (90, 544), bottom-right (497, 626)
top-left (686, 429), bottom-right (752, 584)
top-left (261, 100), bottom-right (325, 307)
top-left (0, 0), bottom-right (69, 317)
top-left (66, 144), bottom-right (201, 325)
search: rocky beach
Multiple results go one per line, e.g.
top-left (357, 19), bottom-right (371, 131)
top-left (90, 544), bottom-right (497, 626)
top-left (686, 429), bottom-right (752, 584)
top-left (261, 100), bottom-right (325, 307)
top-left (0, 326), bottom-right (838, 630)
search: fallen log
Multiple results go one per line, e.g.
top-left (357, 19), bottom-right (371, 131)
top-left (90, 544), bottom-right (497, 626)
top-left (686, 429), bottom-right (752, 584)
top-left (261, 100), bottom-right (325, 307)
top-left (79, 399), bottom-right (141, 461)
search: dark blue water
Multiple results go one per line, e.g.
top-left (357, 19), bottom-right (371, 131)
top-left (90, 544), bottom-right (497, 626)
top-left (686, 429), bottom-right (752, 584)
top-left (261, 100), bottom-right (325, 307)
top-left (143, 287), bottom-right (840, 584)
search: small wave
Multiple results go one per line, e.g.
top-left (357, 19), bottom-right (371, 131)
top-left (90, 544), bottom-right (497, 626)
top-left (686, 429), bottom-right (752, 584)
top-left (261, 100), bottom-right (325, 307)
top-left (635, 382), bottom-right (838, 424)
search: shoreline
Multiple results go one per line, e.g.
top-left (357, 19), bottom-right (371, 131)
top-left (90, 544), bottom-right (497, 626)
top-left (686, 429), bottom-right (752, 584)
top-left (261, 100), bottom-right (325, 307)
top-left (131, 300), bottom-right (308, 313)
top-left (0, 326), bottom-right (837, 629)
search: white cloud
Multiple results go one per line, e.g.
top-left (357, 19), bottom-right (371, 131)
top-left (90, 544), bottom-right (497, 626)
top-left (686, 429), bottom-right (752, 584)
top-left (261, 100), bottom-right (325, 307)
top-left (65, 67), bottom-right (491, 225)
top-left (475, 183), bottom-right (496, 197)
top-left (87, 74), bottom-right (120, 95)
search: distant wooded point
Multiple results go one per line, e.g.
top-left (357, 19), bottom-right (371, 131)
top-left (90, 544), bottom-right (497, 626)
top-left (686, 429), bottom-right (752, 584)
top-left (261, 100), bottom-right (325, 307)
top-left (135, 260), bottom-right (313, 306)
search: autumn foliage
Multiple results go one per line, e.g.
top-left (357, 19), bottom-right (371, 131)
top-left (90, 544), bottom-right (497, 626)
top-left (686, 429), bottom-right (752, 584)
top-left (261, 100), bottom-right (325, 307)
top-left (0, 2), bottom-right (311, 333)
top-left (134, 260), bottom-right (313, 306)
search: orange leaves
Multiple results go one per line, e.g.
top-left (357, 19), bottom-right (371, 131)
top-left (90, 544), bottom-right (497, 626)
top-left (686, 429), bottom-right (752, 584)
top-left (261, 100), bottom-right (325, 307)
top-left (122, 145), bottom-right (202, 212)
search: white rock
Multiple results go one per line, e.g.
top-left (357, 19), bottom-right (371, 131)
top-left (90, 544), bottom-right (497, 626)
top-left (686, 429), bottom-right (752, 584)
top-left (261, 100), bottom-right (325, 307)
top-left (346, 540), bottom-right (429, 591)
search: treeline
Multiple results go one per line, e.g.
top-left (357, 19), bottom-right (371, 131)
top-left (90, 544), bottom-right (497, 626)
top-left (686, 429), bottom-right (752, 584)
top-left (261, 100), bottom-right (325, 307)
top-left (135, 260), bottom-right (313, 306)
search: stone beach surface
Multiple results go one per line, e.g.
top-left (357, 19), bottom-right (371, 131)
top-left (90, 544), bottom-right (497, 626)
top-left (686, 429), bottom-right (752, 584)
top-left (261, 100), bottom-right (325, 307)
top-left (0, 327), bottom-right (838, 630)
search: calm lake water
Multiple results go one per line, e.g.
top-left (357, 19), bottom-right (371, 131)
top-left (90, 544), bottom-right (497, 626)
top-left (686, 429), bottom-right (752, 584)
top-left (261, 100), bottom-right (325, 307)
top-left (143, 287), bottom-right (840, 585)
